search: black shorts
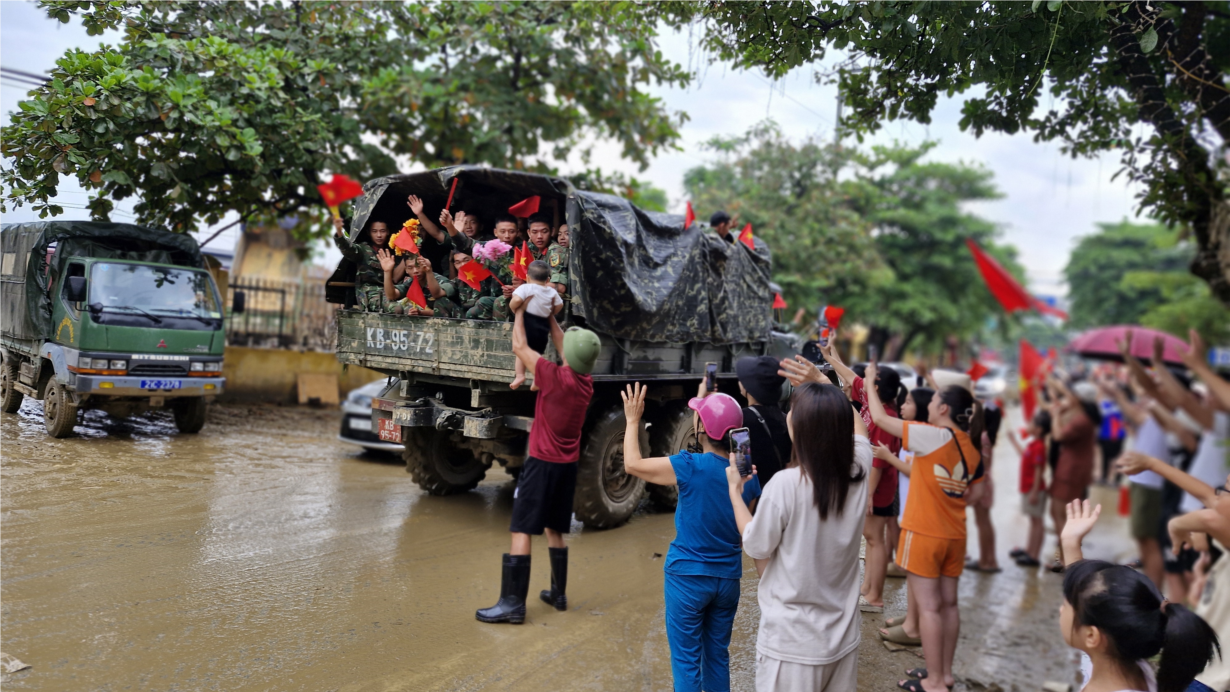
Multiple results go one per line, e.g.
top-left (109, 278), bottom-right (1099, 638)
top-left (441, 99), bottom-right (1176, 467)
top-left (872, 487), bottom-right (899, 518)
top-left (510, 456), bottom-right (577, 535)
top-left (524, 312), bottom-right (550, 354)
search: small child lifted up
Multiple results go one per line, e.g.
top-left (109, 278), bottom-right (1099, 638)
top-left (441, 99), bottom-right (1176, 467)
top-left (509, 260), bottom-right (564, 390)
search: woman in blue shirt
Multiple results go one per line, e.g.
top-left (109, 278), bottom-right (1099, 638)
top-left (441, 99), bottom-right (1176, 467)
top-left (623, 381), bottom-right (750, 692)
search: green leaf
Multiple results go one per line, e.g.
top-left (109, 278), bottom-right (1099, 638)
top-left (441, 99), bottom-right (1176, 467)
top-left (1046, 0), bottom-right (1061, 11)
top-left (1031, 0), bottom-right (1042, 11)
top-left (1139, 27), bottom-right (1158, 54)
top-left (101, 170), bottom-right (132, 186)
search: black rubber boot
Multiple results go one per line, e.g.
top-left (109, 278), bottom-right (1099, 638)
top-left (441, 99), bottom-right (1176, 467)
top-left (476, 554), bottom-right (530, 624)
top-left (539, 546), bottom-right (568, 611)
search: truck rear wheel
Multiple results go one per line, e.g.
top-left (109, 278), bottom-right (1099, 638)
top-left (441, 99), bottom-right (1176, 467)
top-left (1, 359), bottom-right (23, 414)
top-left (645, 402), bottom-right (700, 511)
top-left (172, 399), bottom-right (209, 434)
top-left (43, 380), bottom-right (78, 438)
top-left (573, 404), bottom-right (646, 529)
top-left (404, 428), bottom-right (487, 495)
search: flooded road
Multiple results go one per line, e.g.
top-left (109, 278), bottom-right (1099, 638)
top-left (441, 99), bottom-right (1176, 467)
top-left (2, 401), bottom-right (1133, 691)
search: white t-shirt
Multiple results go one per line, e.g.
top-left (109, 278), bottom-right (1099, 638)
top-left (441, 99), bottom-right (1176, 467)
top-left (1079, 653), bottom-right (1156, 692)
top-left (512, 282), bottom-right (562, 318)
top-left (1195, 539), bottom-right (1230, 691)
top-left (1129, 417), bottom-right (1169, 490)
top-left (741, 435), bottom-right (872, 665)
top-left (1180, 411), bottom-right (1229, 513)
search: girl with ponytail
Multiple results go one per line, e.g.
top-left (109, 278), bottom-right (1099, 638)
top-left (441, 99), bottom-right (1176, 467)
top-left (1059, 500), bottom-right (1221, 692)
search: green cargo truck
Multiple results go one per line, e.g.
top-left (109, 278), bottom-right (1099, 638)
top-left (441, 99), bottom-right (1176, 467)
top-left (1, 222), bottom-right (232, 437)
top-left (331, 167), bottom-right (798, 528)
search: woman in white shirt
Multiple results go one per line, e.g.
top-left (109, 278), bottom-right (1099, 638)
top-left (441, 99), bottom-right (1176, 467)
top-left (726, 381), bottom-right (872, 691)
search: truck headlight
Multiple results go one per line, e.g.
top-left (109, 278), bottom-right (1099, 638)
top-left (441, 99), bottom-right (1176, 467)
top-left (109, 360), bottom-right (127, 370)
top-left (205, 361), bottom-right (222, 373)
top-left (79, 358), bottom-right (93, 369)
top-left (191, 362), bottom-right (204, 372)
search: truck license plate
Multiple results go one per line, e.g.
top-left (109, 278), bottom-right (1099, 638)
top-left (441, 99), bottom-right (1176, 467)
top-left (377, 417), bottom-right (401, 443)
top-left (365, 327), bottom-right (435, 355)
top-left (140, 379), bottom-right (182, 390)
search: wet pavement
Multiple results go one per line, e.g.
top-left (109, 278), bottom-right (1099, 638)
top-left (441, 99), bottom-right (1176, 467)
top-left (2, 400), bottom-right (1134, 691)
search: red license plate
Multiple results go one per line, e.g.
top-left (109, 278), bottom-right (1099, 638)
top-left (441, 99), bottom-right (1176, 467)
top-left (377, 417), bottom-right (401, 443)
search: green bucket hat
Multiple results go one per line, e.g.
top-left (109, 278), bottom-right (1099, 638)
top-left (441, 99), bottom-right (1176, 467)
top-left (563, 327), bottom-right (601, 375)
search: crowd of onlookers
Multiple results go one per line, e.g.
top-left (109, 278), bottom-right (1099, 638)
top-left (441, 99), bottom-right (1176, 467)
top-left (620, 327), bottom-right (1227, 692)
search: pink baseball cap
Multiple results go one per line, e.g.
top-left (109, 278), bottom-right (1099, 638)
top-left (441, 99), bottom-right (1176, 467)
top-left (687, 393), bottom-right (743, 440)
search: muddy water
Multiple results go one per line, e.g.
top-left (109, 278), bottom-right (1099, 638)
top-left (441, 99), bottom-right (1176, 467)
top-left (2, 401), bottom-right (1134, 691)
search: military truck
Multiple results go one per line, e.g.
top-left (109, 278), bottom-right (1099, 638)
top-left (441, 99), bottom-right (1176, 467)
top-left (1, 222), bottom-right (232, 437)
top-left (331, 167), bottom-right (796, 528)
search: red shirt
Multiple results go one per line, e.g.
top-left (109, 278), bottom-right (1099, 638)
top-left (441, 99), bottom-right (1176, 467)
top-left (528, 358), bottom-right (594, 463)
top-left (1019, 438), bottom-right (1047, 493)
top-left (852, 376), bottom-right (901, 508)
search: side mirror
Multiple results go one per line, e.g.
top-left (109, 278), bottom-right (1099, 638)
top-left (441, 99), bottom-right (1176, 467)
top-left (232, 290), bottom-right (246, 314)
top-left (66, 275), bottom-right (87, 303)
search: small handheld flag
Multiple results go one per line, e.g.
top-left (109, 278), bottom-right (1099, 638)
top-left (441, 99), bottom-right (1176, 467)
top-left (823, 306), bottom-right (845, 330)
top-left (457, 261), bottom-right (496, 290)
top-left (967, 360), bottom-right (989, 382)
top-left (772, 293), bottom-right (787, 309)
top-left (509, 196), bottom-right (541, 218)
top-left (684, 201), bottom-right (695, 229)
top-left (739, 223), bottom-right (755, 250)
top-left (316, 174), bottom-right (364, 220)
top-left (404, 275), bottom-right (427, 309)
top-left (445, 178), bottom-right (459, 210)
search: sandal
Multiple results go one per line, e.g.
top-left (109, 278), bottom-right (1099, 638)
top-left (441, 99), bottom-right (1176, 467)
top-left (1015, 555), bottom-right (1041, 567)
top-left (1009, 547), bottom-right (1026, 559)
top-left (880, 624), bottom-right (921, 646)
top-left (859, 596), bottom-right (884, 613)
top-left (905, 668), bottom-right (928, 679)
top-left (884, 615), bottom-right (905, 627)
top-left (964, 558), bottom-right (1003, 573)
top-left (897, 680), bottom-right (925, 692)
top-left (1048, 559), bottom-right (1065, 574)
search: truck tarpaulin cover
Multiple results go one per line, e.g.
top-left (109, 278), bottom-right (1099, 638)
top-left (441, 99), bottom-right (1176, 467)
top-left (1, 222), bottom-right (203, 340)
top-left (348, 166), bottom-right (773, 344)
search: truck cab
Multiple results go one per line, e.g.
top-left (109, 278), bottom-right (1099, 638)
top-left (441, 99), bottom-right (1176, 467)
top-left (1, 222), bottom-right (230, 437)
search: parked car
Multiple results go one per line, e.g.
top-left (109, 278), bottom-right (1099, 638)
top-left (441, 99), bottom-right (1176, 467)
top-left (338, 379), bottom-right (401, 453)
top-left (975, 365), bottom-right (1016, 403)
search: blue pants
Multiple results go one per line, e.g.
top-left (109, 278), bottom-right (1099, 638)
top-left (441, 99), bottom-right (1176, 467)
top-left (664, 572), bottom-right (740, 692)
top-left (1184, 681), bottom-right (1214, 692)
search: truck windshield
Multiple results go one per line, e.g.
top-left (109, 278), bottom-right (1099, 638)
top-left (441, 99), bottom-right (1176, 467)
top-left (90, 263), bottom-right (221, 318)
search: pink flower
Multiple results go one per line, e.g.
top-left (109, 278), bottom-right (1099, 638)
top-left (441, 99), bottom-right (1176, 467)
top-left (474, 239), bottom-right (511, 262)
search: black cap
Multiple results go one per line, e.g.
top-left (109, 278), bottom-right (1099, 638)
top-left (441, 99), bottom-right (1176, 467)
top-left (736, 355), bottom-right (785, 405)
top-left (710, 210), bottom-right (731, 226)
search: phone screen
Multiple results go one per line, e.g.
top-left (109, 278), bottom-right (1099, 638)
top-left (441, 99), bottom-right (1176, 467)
top-left (730, 428), bottom-right (752, 476)
top-left (705, 362), bottom-right (718, 392)
top-left (868, 344), bottom-right (878, 362)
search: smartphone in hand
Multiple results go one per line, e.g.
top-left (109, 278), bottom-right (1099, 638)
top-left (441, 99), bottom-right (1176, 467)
top-left (730, 428), bottom-right (752, 477)
top-left (705, 362), bottom-right (718, 392)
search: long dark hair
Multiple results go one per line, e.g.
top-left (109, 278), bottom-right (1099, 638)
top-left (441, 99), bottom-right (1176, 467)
top-left (937, 385), bottom-right (984, 443)
top-left (907, 387), bottom-right (934, 422)
top-left (1063, 560), bottom-right (1220, 692)
top-left (789, 382), bottom-right (866, 520)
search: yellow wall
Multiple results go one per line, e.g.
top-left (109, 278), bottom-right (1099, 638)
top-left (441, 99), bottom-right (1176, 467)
top-left (220, 346), bottom-right (384, 404)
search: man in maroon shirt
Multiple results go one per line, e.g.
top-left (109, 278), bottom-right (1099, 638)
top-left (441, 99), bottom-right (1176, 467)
top-left (476, 307), bottom-right (600, 624)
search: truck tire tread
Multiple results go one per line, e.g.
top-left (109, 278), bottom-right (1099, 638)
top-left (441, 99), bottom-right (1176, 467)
top-left (573, 403), bottom-right (645, 529)
top-left (404, 428), bottom-right (486, 495)
top-left (1, 359), bottom-right (23, 414)
top-left (173, 399), bottom-right (209, 434)
top-left (43, 380), bottom-right (77, 438)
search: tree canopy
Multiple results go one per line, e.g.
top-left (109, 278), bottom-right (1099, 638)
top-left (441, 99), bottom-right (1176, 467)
top-left (655, 1), bottom-right (1230, 303)
top-left (1064, 220), bottom-right (1230, 342)
top-left (685, 125), bottom-right (1023, 358)
top-left (1, 1), bottom-right (690, 238)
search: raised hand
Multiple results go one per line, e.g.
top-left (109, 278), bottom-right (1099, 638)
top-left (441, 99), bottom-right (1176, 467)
top-left (1116, 450), bottom-right (1156, 477)
top-left (865, 360), bottom-right (879, 386)
top-left (1060, 499), bottom-right (1102, 548)
top-left (1117, 329), bottom-right (1134, 360)
top-left (407, 194), bottom-right (425, 215)
top-left (439, 208), bottom-right (455, 231)
top-left (621, 382), bottom-right (647, 424)
top-left (778, 355), bottom-right (825, 387)
top-left (820, 338), bottom-right (843, 366)
top-left (1181, 329), bottom-right (1207, 370)
top-left (454, 211), bottom-right (469, 232)
top-left (1152, 334), bottom-right (1166, 366)
top-left (376, 248), bottom-right (396, 273)
top-left (332, 216), bottom-right (345, 236)
top-left (872, 442), bottom-right (894, 461)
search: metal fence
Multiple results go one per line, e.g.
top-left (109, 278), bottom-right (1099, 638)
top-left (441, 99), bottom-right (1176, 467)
top-left (226, 277), bottom-right (337, 351)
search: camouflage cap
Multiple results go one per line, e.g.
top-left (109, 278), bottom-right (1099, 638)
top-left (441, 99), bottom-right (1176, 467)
top-left (563, 327), bottom-right (601, 375)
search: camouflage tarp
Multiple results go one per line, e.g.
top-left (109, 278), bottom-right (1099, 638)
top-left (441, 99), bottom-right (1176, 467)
top-left (0, 221), bottom-right (204, 341)
top-left (346, 166), bottom-right (773, 345)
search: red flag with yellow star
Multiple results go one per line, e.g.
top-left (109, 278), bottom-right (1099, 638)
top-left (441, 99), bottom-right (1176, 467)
top-left (684, 201), bottom-right (695, 229)
top-left (512, 242), bottom-right (530, 281)
top-left (316, 174), bottom-right (364, 219)
top-left (739, 223), bottom-right (755, 250)
top-left (404, 275), bottom-right (427, 309)
top-left (457, 260), bottom-right (497, 290)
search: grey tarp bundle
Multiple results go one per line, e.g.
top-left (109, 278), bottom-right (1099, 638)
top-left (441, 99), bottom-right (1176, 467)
top-left (345, 166), bottom-right (772, 344)
top-left (0, 221), bottom-right (203, 341)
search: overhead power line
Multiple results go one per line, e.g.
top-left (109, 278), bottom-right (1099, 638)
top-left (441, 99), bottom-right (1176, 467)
top-left (1, 67), bottom-right (51, 84)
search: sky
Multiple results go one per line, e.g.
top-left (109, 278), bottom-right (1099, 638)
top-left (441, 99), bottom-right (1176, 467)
top-left (1, 1), bottom-right (1148, 297)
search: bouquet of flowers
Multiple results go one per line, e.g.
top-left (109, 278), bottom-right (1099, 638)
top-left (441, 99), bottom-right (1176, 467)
top-left (389, 218), bottom-right (424, 256)
top-left (472, 239), bottom-right (511, 263)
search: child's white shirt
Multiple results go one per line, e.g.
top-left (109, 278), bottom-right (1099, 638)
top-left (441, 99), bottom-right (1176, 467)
top-left (513, 283), bottom-right (562, 318)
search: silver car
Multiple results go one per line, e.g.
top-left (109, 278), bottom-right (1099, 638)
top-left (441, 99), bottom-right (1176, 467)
top-left (974, 365), bottom-right (1015, 402)
top-left (338, 379), bottom-right (402, 453)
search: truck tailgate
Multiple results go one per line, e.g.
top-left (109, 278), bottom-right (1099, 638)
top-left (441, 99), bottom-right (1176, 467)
top-left (336, 311), bottom-right (518, 381)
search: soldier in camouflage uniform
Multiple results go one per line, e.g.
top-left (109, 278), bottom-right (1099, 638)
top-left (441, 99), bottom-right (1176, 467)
top-left (332, 216), bottom-right (404, 312)
top-left (379, 252), bottom-right (462, 318)
top-left (548, 223), bottom-right (570, 297)
top-left (450, 250), bottom-right (503, 320)
top-left (486, 213), bottom-right (523, 322)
